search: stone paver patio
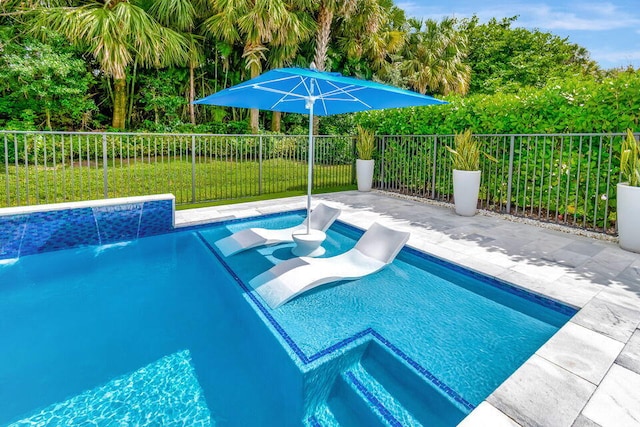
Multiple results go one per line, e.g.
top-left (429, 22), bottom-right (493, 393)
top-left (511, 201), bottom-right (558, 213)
top-left (175, 190), bottom-right (640, 427)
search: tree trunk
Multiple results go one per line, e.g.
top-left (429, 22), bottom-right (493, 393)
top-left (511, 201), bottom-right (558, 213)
top-left (313, 4), bottom-right (333, 72)
top-left (250, 108), bottom-right (259, 133)
top-left (45, 107), bottom-right (52, 131)
top-left (249, 64), bottom-right (260, 133)
top-left (126, 61), bottom-right (137, 128)
top-left (271, 111), bottom-right (281, 132)
top-left (189, 63), bottom-right (196, 125)
top-left (112, 77), bottom-right (127, 129)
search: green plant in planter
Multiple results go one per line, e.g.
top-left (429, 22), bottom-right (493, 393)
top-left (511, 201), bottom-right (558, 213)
top-left (356, 125), bottom-right (375, 160)
top-left (621, 129), bottom-right (640, 187)
top-left (445, 129), bottom-right (497, 170)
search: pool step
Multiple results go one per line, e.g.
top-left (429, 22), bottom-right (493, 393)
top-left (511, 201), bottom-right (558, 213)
top-left (305, 404), bottom-right (341, 427)
top-left (325, 366), bottom-right (390, 427)
top-left (359, 342), bottom-right (469, 426)
top-left (314, 361), bottom-right (423, 427)
top-left (307, 340), bottom-right (470, 426)
top-left (345, 363), bottom-right (424, 426)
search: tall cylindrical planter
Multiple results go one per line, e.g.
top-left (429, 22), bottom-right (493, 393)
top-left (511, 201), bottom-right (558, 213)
top-left (617, 183), bottom-right (640, 253)
top-left (452, 169), bottom-right (481, 216)
top-left (356, 159), bottom-right (375, 192)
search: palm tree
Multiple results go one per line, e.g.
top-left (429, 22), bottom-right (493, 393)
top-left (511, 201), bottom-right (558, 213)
top-left (307, 0), bottom-right (390, 133)
top-left (147, 0), bottom-right (208, 125)
top-left (401, 17), bottom-right (471, 95)
top-left (267, 7), bottom-right (315, 132)
top-left (204, 0), bottom-right (312, 133)
top-left (31, 0), bottom-right (190, 129)
top-left (311, 0), bottom-right (356, 72)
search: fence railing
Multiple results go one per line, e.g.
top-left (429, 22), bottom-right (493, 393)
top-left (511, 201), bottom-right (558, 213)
top-left (1, 131), bottom-right (630, 235)
top-left (377, 133), bottom-right (628, 234)
top-left (0, 131), bottom-right (356, 207)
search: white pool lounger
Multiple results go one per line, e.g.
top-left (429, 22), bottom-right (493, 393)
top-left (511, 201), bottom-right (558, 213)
top-left (249, 222), bottom-right (410, 309)
top-left (214, 203), bottom-right (341, 257)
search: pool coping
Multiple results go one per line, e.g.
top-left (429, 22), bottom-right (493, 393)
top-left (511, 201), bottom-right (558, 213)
top-left (175, 191), bottom-right (640, 427)
top-left (0, 194), bottom-right (176, 217)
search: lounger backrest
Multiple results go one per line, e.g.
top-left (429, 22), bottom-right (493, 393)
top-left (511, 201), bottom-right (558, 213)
top-left (306, 203), bottom-right (341, 231)
top-left (354, 222), bottom-right (410, 264)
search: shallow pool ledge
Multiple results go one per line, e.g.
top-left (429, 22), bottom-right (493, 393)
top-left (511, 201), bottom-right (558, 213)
top-left (0, 194), bottom-right (175, 260)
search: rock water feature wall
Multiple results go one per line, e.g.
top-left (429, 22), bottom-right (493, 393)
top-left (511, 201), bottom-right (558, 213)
top-left (0, 195), bottom-right (174, 260)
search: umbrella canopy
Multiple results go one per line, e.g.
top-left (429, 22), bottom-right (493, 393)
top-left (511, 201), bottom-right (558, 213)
top-left (194, 66), bottom-right (447, 232)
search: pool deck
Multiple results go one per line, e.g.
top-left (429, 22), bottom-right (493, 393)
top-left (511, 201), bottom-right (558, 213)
top-left (175, 191), bottom-right (640, 427)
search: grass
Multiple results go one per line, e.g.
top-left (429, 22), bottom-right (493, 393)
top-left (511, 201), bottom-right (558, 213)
top-left (178, 185), bottom-right (357, 210)
top-left (0, 158), bottom-right (354, 208)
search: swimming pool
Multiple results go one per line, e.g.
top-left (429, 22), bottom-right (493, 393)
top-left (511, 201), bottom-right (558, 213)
top-left (0, 210), bottom-right (576, 426)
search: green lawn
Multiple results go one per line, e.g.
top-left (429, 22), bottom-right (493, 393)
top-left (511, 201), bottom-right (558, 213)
top-left (0, 158), bottom-right (354, 208)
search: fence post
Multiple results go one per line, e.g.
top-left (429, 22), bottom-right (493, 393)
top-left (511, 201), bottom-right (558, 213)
top-left (259, 135), bottom-right (263, 195)
top-left (351, 136), bottom-right (357, 185)
top-left (4, 133), bottom-right (9, 206)
top-left (191, 135), bottom-right (196, 203)
top-left (102, 133), bottom-right (108, 199)
top-left (431, 136), bottom-right (438, 199)
top-left (506, 135), bottom-right (516, 214)
top-left (379, 136), bottom-right (385, 190)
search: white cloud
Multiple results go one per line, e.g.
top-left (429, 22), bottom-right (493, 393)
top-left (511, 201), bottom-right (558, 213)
top-left (592, 49), bottom-right (640, 63)
top-left (399, 1), bottom-right (640, 32)
top-left (516, 3), bottom-right (640, 31)
top-left (577, 3), bottom-right (617, 15)
top-left (398, 0), bottom-right (640, 68)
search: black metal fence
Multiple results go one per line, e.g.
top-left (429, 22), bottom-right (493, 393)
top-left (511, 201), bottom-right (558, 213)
top-left (377, 133), bottom-right (629, 234)
top-left (0, 131), bottom-right (355, 207)
top-left (1, 131), bottom-right (632, 235)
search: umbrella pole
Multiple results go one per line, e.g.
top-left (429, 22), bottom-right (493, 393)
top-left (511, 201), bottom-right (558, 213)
top-left (306, 104), bottom-right (314, 234)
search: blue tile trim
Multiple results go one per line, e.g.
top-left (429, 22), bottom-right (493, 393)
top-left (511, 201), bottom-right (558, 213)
top-left (0, 199), bottom-right (173, 259)
top-left (332, 220), bottom-right (578, 317)
top-left (404, 244), bottom-right (577, 316)
top-left (307, 328), bottom-right (373, 363)
top-left (307, 415), bottom-right (322, 427)
top-left (369, 330), bottom-right (476, 412)
top-left (195, 231), bottom-right (476, 413)
top-left (195, 231), bottom-right (310, 364)
top-left (0, 214), bottom-right (28, 259)
top-left (344, 371), bottom-right (403, 427)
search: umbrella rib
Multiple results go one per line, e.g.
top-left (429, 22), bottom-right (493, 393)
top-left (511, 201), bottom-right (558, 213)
top-left (323, 82), bottom-right (372, 109)
top-left (247, 85), bottom-right (308, 100)
top-left (231, 76), bottom-right (315, 110)
top-left (229, 74), bottom-right (300, 91)
top-left (269, 77), bottom-right (310, 109)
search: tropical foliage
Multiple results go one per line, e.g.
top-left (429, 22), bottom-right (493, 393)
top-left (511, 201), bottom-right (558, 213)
top-left (461, 16), bottom-right (598, 94)
top-left (357, 70), bottom-right (640, 135)
top-left (621, 129), bottom-right (640, 187)
top-left (0, 1), bottom-right (636, 134)
top-left (445, 129), bottom-right (496, 171)
top-left (355, 125), bottom-right (375, 160)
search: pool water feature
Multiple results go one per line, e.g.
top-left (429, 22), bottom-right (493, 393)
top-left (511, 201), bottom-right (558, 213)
top-left (0, 211), bottom-right (576, 426)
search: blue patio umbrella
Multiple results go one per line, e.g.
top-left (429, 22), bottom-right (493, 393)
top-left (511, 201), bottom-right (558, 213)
top-left (194, 66), bottom-right (447, 233)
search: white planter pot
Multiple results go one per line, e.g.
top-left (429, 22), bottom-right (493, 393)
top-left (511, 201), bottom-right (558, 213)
top-left (452, 169), bottom-right (481, 216)
top-left (356, 159), bottom-right (375, 192)
top-left (617, 182), bottom-right (640, 253)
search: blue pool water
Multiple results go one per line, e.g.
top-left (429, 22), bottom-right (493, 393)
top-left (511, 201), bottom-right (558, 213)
top-left (0, 212), bottom-right (575, 426)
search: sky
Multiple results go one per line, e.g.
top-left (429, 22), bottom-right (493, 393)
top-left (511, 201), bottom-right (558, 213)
top-left (397, 0), bottom-right (640, 69)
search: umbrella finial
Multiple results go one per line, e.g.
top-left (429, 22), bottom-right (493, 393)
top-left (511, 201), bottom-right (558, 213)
top-left (309, 62), bottom-right (317, 71)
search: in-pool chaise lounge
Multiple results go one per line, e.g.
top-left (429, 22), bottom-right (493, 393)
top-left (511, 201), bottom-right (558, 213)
top-left (249, 222), bottom-right (410, 309)
top-left (215, 203), bottom-right (341, 256)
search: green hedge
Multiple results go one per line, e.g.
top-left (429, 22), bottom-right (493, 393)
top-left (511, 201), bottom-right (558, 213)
top-left (357, 70), bottom-right (640, 135)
